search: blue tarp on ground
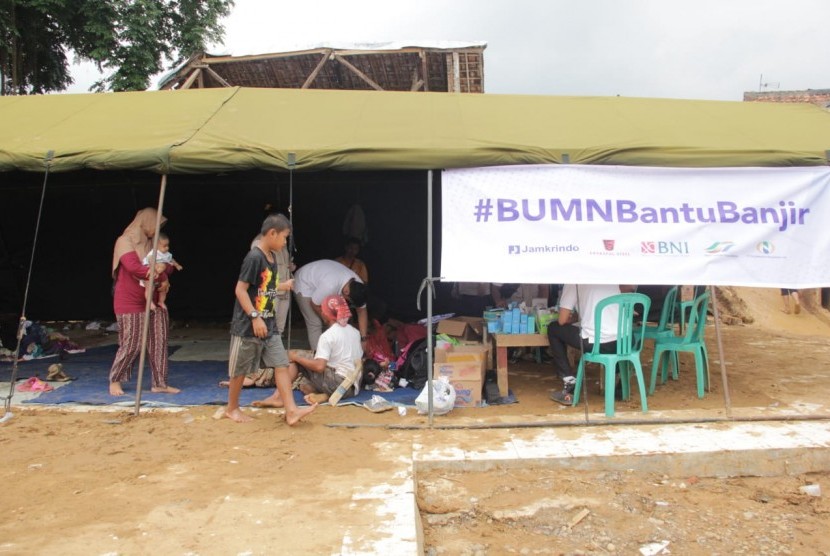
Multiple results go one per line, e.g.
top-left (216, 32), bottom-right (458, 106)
top-left (1, 345), bottom-right (420, 408)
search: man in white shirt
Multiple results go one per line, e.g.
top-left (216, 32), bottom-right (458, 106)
top-left (293, 259), bottom-right (368, 350)
top-left (548, 284), bottom-right (621, 405)
top-left (253, 295), bottom-right (364, 407)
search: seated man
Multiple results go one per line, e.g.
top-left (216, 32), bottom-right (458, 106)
top-left (547, 284), bottom-right (621, 406)
top-left (253, 295), bottom-right (363, 407)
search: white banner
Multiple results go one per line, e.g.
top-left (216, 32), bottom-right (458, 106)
top-left (441, 165), bottom-right (830, 287)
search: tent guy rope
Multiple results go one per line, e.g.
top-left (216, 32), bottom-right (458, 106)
top-left (2, 150), bottom-right (54, 421)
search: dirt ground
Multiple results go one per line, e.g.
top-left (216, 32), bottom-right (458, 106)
top-left (1, 287), bottom-right (830, 555)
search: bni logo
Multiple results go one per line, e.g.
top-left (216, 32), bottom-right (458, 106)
top-left (756, 241), bottom-right (775, 255)
top-left (642, 241), bottom-right (690, 255)
top-left (508, 245), bottom-right (521, 255)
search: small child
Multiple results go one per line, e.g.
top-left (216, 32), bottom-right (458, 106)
top-left (141, 232), bottom-right (183, 310)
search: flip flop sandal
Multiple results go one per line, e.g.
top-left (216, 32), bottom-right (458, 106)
top-left (17, 377), bottom-right (37, 392)
top-left (550, 389), bottom-right (574, 406)
top-left (32, 377), bottom-right (53, 392)
top-left (18, 377), bottom-right (53, 392)
top-left (46, 364), bottom-right (74, 382)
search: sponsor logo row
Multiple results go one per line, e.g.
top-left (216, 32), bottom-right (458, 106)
top-left (507, 240), bottom-right (781, 256)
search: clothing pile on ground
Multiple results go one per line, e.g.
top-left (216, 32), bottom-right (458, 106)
top-left (0, 321), bottom-right (85, 362)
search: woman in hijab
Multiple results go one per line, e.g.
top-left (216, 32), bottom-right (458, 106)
top-left (108, 207), bottom-right (179, 396)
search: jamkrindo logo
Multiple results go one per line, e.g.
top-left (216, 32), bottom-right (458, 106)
top-left (756, 241), bottom-right (775, 254)
top-left (508, 244), bottom-right (580, 255)
top-left (705, 241), bottom-right (735, 254)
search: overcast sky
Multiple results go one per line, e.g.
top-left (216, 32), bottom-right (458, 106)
top-left (67, 0), bottom-right (830, 101)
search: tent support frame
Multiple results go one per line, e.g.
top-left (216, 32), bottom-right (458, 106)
top-left (709, 285), bottom-right (732, 417)
top-left (2, 150), bottom-right (54, 418)
top-left (133, 174), bottom-right (168, 415)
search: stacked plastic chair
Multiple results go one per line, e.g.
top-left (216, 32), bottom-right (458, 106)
top-left (650, 290), bottom-right (711, 398)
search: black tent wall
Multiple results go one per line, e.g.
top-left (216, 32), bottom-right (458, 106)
top-left (0, 169), bottom-right (447, 328)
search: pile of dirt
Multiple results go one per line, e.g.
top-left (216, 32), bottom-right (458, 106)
top-left (722, 287), bottom-right (830, 336)
top-left (712, 285), bottom-right (756, 324)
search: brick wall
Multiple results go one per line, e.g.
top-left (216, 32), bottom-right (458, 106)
top-left (743, 89), bottom-right (830, 109)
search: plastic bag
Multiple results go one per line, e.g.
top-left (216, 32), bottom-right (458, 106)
top-left (415, 376), bottom-right (456, 415)
top-left (362, 395), bottom-right (394, 413)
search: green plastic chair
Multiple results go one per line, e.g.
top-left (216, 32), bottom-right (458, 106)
top-left (676, 285), bottom-right (706, 335)
top-left (636, 286), bottom-right (679, 345)
top-left (650, 290), bottom-right (710, 398)
top-left (634, 286), bottom-right (679, 381)
top-left (572, 293), bottom-right (651, 417)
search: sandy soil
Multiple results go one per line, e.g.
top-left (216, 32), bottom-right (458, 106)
top-left (1, 287), bottom-right (830, 554)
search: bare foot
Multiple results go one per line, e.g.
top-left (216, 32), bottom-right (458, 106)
top-left (286, 403), bottom-right (317, 426)
top-left (218, 379), bottom-right (255, 388)
top-left (224, 408), bottom-right (253, 423)
top-left (151, 385), bottom-right (181, 394)
top-left (304, 392), bottom-right (329, 405)
top-left (251, 394), bottom-right (284, 408)
top-left (109, 382), bottom-right (125, 396)
top-left (794, 302), bottom-right (801, 315)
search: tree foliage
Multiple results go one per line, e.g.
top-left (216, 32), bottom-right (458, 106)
top-left (0, 0), bottom-right (233, 94)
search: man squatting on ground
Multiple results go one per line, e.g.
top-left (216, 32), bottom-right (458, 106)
top-left (224, 213), bottom-right (317, 424)
top-left (253, 294), bottom-right (363, 407)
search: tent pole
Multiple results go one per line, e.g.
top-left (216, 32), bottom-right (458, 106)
top-left (708, 285), bottom-right (732, 418)
top-left (2, 150), bottom-right (54, 418)
top-left (286, 154), bottom-right (296, 350)
top-left (426, 170), bottom-right (434, 427)
top-left (133, 174), bottom-right (168, 416)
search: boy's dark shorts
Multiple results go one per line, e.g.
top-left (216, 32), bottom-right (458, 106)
top-left (228, 335), bottom-right (288, 378)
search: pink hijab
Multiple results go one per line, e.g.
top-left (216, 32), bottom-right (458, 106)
top-left (112, 208), bottom-right (166, 278)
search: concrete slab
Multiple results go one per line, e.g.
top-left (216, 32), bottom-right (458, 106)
top-left (412, 419), bottom-right (830, 478)
top-left (357, 417), bottom-right (830, 553)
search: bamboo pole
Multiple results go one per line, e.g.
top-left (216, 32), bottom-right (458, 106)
top-left (133, 174), bottom-right (168, 415)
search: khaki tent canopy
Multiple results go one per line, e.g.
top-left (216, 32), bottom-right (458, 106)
top-left (2, 87), bottom-right (830, 174)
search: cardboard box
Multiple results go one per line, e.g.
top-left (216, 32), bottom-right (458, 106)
top-left (436, 316), bottom-right (484, 340)
top-left (434, 361), bottom-right (484, 407)
top-left (434, 343), bottom-right (489, 374)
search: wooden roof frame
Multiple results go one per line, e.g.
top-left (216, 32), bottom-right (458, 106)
top-left (158, 45), bottom-right (485, 93)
